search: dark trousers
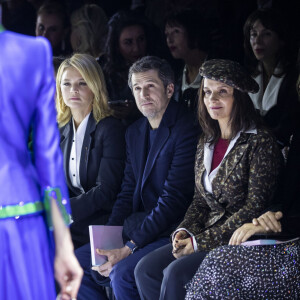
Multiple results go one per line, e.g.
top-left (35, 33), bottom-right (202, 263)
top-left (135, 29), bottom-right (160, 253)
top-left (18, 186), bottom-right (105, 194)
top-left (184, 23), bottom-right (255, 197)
top-left (75, 243), bottom-right (108, 300)
top-left (76, 238), bottom-right (170, 300)
top-left (135, 243), bottom-right (208, 300)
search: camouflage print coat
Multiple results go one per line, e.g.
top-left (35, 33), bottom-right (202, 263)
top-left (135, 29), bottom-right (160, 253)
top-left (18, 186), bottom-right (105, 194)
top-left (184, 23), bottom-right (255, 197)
top-left (177, 128), bottom-right (282, 252)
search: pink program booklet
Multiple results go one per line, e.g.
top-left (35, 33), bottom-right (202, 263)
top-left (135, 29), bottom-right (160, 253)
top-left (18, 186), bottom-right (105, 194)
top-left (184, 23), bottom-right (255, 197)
top-left (89, 225), bottom-right (124, 266)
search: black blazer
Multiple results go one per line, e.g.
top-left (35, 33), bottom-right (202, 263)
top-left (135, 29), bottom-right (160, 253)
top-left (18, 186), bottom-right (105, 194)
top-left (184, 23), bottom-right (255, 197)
top-left (263, 67), bottom-right (300, 147)
top-left (60, 114), bottom-right (126, 247)
top-left (280, 130), bottom-right (300, 236)
top-left (107, 101), bottom-right (200, 247)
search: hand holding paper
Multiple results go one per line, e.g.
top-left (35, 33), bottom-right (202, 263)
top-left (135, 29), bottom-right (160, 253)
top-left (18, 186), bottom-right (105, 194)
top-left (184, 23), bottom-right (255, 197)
top-left (93, 247), bottom-right (131, 277)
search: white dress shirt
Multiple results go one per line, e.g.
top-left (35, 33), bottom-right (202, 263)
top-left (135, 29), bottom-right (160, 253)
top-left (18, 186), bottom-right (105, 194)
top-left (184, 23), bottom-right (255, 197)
top-left (69, 113), bottom-right (91, 192)
top-left (249, 64), bottom-right (285, 116)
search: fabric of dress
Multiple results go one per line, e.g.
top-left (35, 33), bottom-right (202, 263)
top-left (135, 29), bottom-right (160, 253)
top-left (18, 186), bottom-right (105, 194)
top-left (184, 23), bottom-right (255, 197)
top-left (0, 30), bottom-right (70, 299)
top-left (185, 240), bottom-right (300, 300)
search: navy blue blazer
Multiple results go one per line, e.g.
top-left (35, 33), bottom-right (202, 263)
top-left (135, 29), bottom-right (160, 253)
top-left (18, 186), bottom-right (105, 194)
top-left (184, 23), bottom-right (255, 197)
top-left (107, 101), bottom-right (200, 247)
top-left (60, 114), bottom-right (126, 246)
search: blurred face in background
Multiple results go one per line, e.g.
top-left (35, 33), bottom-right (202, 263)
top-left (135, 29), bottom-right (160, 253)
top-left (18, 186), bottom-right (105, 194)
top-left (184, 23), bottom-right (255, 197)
top-left (165, 24), bottom-right (189, 59)
top-left (249, 20), bottom-right (283, 64)
top-left (119, 25), bottom-right (147, 64)
top-left (36, 13), bottom-right (66, 50)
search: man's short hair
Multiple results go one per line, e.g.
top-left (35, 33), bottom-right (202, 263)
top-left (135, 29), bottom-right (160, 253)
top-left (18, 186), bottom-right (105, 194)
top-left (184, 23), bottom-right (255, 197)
top-left (128, 56), bottom-right (174, 90)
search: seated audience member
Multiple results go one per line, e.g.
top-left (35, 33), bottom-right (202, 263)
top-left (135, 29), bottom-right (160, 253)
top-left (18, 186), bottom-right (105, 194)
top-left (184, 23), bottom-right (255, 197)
top-left (56, 53), bottom-right (126, 248)
top-left (134, 59), bottom-right (282, 300)
top-left (185, 76), bottom-right (300, 300)
top-left (53, 56), bottom-right (65, 77)
top-left (2, 0), bottom-right (36, 36)
top-left (164, 10), bottom-right (212, 113)
top-left (70, 4), bottom-right (108, 59)
top-left (75, 56), bottom-right (200, 300)
top-left (243, 9), bottom-right (300, 148)
top-left (35, 1), bottom-right (72, 56)
top-left (101, 10), bottom-right (163, 126)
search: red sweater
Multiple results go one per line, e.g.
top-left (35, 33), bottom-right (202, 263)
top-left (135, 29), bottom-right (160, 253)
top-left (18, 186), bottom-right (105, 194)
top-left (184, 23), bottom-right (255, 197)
top-left (211, 138), bottom-right (229, 172)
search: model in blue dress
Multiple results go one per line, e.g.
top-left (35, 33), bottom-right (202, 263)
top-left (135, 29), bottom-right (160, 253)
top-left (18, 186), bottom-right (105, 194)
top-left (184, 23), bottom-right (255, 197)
top-left (0, 16), bottom-right (82, 300)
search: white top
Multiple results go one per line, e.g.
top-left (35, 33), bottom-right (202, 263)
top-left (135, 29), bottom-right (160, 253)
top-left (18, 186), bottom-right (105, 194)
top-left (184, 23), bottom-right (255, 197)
top-left (249, 65), bottom-right (285, 116)
top-left (69, 113), bottom-right (91, 192)
top-left (181, 64), bottom-right (202, 93)
top-left (203, 129), bottom-right (257, 193)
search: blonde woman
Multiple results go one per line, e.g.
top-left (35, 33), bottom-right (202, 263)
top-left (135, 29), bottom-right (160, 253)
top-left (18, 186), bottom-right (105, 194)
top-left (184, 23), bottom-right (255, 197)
top-left (70, 4), bottom-right (108, 59)
top-left (56, 53), bottom-right (126, 248)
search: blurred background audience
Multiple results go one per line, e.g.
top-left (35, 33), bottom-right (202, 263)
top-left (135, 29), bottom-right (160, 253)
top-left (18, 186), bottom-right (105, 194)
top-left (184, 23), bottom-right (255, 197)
top-left (35, 1), bottom-right (72, 56)
top-left (70, 4), bottom-right (108, 58)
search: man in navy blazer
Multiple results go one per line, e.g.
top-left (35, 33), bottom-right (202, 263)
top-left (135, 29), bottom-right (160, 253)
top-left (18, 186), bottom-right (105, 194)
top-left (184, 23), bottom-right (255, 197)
top-left (75, 56), bottom-right (200, 300)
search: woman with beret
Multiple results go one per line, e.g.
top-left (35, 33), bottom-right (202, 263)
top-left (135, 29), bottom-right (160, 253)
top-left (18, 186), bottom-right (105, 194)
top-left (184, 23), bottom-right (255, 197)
top-left (56, 53), bottom-right (126, 249)
top-left (134, 59), bottom-right (282, 300)
top-left (184, 75), bottom-right (300, 300)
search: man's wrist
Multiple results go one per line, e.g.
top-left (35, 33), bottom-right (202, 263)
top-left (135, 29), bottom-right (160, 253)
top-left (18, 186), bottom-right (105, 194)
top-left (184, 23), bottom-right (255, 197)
top-left (125, 240), bottom-right (138, 254)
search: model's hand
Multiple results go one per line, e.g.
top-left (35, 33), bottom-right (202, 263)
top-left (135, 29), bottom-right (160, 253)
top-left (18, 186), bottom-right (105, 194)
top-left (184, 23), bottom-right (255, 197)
top-left (252, 211), bottom-right (283, 232)
top-left (229, 223), bottom-right (266, 245)
top-left (51, 198), bottom-right (83, 300)
top-left (93, 247), bottom-right (131, 277)
top-left (55, 242), bottom-right (83, 300)
top-left (172, 237), bottom-right (194, 259)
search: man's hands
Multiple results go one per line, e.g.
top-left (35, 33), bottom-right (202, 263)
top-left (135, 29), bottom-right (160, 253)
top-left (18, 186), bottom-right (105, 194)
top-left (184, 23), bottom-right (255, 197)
top-left (92, 246), bottom-right (131, 277)
top-left (229, 211), bottom-right (283, 245)
top-left (172, 230), bottom-right (194, 258)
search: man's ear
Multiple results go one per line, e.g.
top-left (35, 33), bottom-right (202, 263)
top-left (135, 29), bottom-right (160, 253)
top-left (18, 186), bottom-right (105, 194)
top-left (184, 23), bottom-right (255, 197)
top-left (166, 83), bottom-right (174, 99)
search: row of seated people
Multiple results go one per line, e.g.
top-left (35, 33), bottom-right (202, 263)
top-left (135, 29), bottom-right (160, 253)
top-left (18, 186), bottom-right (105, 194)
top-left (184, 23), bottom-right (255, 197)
top-left (51, 6), bottom-right (300, 147)
top-left (54, 51), bottom-right (300, 299)
top-left (4, 1), bottom-right (300, 138)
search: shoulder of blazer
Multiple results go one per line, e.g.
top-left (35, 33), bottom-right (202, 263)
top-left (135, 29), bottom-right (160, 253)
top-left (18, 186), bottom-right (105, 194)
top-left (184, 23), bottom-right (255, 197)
top-left (59, 120), bottom-right (72, 142)
top-left (237, 128), bottom-right (276, 149)
top-left (160, 100), bottom-right (182, 128)
top-left (277, 67), bottom-right (299, 105)
top-left (93, 116), bottom-right (125, 136)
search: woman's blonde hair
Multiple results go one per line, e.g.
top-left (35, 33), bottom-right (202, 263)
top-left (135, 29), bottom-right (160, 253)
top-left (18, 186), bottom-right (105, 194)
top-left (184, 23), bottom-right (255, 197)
top-left (56, 53), bottom-right (111, 127)
top-left (70, 4), bottom-right (108, 57)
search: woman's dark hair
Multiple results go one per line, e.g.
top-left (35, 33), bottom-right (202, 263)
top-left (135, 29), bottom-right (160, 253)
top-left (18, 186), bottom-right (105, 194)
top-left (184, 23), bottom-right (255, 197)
top-left (243, 9), bottom-right (297, 76)
top-left (198, 80), bottom-right (262, 146)
top-left (103, 10), bottom-right (156, 76)
top-left (164, 10), bottom-right (211, 53)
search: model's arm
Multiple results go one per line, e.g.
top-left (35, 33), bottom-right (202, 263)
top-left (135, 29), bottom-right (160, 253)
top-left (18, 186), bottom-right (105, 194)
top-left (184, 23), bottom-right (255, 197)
top-left (33, 38), bottom-right (82, 298)
top-left (52, 198), bottom-right (83, 299)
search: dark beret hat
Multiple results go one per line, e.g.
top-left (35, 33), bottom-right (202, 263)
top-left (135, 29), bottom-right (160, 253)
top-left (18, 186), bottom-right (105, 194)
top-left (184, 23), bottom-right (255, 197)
top-left (199, 59), bottom-right (259, 94)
